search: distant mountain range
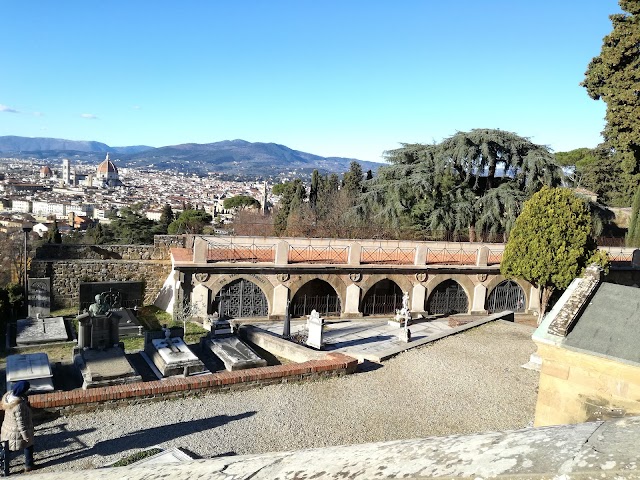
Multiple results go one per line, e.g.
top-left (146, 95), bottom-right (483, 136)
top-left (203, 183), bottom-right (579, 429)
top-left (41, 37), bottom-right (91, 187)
top-left (0, 136), bottom-right (383, 179)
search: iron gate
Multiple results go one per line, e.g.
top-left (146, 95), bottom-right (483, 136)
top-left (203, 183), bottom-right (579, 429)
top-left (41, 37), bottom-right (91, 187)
top-left (427, 280), bottom-right (468, 315)
top-left (487, 280), bottom-right (525, 313)
top-left (290, 294), bottom-right (341, 318)
top-left (362, 294), bottom-right (402, 315)
top-left (214, 279), bottom-right (268, 319)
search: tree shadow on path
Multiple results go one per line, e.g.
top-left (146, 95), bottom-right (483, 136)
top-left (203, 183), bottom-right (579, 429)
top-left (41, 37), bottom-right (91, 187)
top-left (35, 411), bottom-right (256, 469)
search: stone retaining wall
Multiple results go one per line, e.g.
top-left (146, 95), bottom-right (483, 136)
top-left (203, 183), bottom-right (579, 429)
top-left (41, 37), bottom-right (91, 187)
top-left (29, 259), bottom-right (171, 308)
top-left (29, 353), bottom-right (357, 414)
top-left (34, 244), bottom-right (171, 261)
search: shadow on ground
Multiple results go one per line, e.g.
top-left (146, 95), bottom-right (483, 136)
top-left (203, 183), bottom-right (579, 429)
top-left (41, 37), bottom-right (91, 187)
top-left (35, 411), bottom-right (256, 468)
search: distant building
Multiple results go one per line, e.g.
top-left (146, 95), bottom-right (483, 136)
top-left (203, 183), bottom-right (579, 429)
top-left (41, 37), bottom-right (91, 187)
top-left (96, 153), bottom-right (121, 187)
top-left (40, 165), bottom-right (53, 178)
top-left (62, 158), bottom-right (71, 185)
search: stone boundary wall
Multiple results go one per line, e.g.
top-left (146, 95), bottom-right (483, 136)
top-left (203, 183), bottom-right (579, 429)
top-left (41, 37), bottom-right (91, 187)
top-left (29, 240), bottom-right (182, 308)
top-left (29, 260), bottom-right (172, 308)
top-left (34, 244), bottom-right (171, 261)
top-left (29, 353), bottom-right (357, 414)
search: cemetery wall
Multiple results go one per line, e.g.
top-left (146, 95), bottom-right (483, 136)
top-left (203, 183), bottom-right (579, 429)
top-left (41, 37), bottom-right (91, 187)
top-left (30, 238), bottom-right (188, 308)
top-left (29, 353), bottom-right (357, 414)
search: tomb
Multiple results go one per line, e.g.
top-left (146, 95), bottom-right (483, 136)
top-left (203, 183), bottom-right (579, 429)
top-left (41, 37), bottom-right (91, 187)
top-left (144, 327), bottom-right (206, 377)
top-left (73, 294), bottom-right (141, 389)
top-left (16, 316), bottom-right (68, 346)
top-left (6, 353), bottom-right (54, 393)
top-left (206, 336), bottom-right (267, 371)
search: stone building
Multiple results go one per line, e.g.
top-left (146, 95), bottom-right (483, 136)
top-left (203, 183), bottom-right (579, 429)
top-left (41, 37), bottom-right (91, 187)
top-left (533, 265), bottom-right (640, 426)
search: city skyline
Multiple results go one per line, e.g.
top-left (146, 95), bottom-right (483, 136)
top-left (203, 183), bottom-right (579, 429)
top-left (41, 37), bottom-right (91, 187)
top-left (0, 1), bottom-right (620, 162)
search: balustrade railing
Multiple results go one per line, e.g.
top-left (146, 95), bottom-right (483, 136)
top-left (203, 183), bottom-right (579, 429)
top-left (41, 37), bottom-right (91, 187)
top-left (360, 247), bottom-right (415, 265)
top-left (425, 247), bottom-right (478, 265)
top-left (207, 241), bottom-right (275, 263)
top-left (487, 249), bottom-right (504, 265)
top-left (288, 245), bottom-right (349, 264)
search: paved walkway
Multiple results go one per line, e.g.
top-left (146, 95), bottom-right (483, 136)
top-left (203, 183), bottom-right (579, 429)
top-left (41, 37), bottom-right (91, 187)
top-left (259, 314), bottom-right (495, 362)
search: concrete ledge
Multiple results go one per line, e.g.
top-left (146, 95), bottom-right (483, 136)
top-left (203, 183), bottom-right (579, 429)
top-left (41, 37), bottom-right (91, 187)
top-left (24, 416), bottom-right (640, 479)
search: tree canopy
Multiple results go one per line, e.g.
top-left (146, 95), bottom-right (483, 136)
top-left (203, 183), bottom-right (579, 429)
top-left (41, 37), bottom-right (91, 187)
top-left (501, 187), bottom-right (608, 321)
top-left (582, 0), bottom-right (640, 205)
top-left (365, 129), bottom-right (562, 239)
top-left (223, 195), bottom-right (261, 211)
top-left (168, 209), bottom-right (213, 235)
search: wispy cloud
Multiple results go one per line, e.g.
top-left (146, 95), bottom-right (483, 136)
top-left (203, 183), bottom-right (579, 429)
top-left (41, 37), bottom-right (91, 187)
top-left (132, 105), bottom-right (141, 110)
top-left (0, 104), bottom-right (19, 113)
top-left (33, 111), bottom-right (44, 117)
top-left (81, 113), bottom-right (98, 119)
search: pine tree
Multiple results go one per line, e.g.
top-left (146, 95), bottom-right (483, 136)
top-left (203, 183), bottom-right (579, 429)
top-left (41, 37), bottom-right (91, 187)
top-left (582, 0), bottom-right (640, 205)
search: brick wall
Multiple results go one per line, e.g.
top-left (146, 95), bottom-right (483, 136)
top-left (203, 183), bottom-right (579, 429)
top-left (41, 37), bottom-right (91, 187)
top-left (30, 353), bottom-right (357, 414)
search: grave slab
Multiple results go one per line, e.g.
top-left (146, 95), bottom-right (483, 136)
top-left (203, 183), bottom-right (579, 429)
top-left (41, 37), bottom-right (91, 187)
top-left (149, 337), bottom-right (205, 377)
top-left (16, 317), bottom-right (68, 345)
top-left (6, 353), bottom-right (54, 393)
top-left (207, 336), bottom-right (267, 371)
top-left (75, 348), bottom-right (142, 389)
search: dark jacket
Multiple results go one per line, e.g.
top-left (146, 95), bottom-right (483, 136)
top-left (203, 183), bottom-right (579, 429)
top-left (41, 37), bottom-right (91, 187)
top-left (1, 392), bottom-right (34, 451)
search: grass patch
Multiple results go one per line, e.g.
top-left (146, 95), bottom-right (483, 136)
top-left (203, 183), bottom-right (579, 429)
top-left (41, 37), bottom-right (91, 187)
top-left (121, 336), bottom-right (145, 353)
top-left (110, 448), bottom-right (163, 467)
top-left (50, 306), bottom-right (79, 317)
top-left (136, 305), bottom-right (172, 330)
top-left (7, 343), bottom-right (75, 365)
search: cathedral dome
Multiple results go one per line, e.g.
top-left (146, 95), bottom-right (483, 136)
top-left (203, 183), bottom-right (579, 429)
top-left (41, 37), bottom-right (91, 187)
top-left (97, 153), bottom-right (118, 176)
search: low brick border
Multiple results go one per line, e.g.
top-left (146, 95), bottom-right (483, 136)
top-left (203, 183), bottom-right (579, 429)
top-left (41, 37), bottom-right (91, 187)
top-left (29, 353), bottom-right (357, 414)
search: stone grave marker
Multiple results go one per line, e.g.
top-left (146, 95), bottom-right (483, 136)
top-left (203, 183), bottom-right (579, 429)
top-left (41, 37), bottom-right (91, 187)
top-left (28, 277), bottom-right (51, 318)
top-left (306, 309), bottom-right (324, 349)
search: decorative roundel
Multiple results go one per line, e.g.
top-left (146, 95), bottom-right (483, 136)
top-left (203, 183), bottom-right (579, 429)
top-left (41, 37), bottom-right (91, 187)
top-left (277, 273), bottom-right (290, 283)
top-left (194, 273), bottom-right (209, 283)
top-left (349, 272), bottom-right (362, 283)
top-left (415, 272), bottom-right (428, 283)
top-left (477, 273), bottom-right (488, 282)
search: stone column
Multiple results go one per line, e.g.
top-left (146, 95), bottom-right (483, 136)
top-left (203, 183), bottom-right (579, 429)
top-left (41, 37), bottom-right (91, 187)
top-left (271, 284), bottom-right (289, 320)
top-left (471, 283), bottom-right (488, 314)
top-left (411, 283), bottom-right (426, 313)
top-left (476, 246), bottom-right (489, 267)
top-left (275, 241), bottom-right (289, 266)
top-left (415, 244), bottom-right (428, 265)
top-left (529, 285), bottom-right (541, 314)
top-left (343, 283), bottom-right (362, 317)
top-left (190, 283), bottom-right (209, 320)
top-left (348, 242), bottom-right (361, 266)
top-left (193, 237), bottom-right (207, 263)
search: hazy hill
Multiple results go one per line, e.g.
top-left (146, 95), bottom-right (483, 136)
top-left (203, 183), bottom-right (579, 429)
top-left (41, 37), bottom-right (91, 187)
top-left (0, 136), bottom-right (382, 178)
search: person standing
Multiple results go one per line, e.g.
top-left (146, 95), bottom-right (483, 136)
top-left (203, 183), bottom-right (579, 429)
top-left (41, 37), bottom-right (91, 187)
top-left (1, 381), bottom-right (35, 475)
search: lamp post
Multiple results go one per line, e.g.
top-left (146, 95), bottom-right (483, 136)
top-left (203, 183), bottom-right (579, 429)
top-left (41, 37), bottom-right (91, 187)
top-left (22, 223), bottom-right (32, 314)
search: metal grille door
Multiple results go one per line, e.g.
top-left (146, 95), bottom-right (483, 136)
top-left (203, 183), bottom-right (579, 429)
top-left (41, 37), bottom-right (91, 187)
top-left (215, 279), bottom-right (268, 319)
top-left (362, 294), bottom-right (402, 315)
top-left (290, 294), bottom-right (341, 318)
top-left (487, 280), bottom-right (525, 313)
top-left (427, 280), bottom-right (468, 315)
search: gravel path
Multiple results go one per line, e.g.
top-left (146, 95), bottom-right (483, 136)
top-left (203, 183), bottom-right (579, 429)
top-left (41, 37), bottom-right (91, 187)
top-left (30, 321), bottom-right (539, 473)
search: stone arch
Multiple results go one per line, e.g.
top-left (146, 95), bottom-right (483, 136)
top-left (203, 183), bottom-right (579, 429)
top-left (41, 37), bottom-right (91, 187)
top-left (289, 276), bottom-right (345, 318)
top-left (289, 273), bottom-right (346, 305)
top-left (361, 278), bottom-right (404, 316)
top-left (205, 274), bottom-right (273, 318)
top-left (485, 275), bottom-right (531, 312)
top-left (425, 274), bottom-right (474, 314)
top-left (359, 273), bottom-right (414, 297)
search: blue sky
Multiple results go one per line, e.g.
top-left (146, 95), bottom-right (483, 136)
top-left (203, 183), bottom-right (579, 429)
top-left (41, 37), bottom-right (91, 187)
top-left (0, 1), bottom-right (620, 162)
